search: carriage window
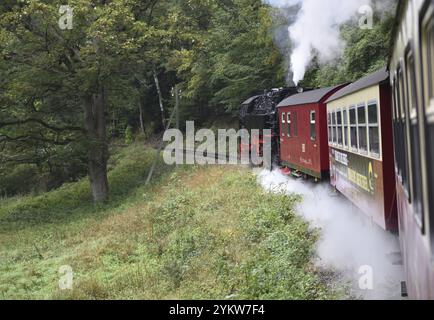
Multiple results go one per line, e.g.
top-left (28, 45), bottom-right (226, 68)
top-left (421, 9), bottom-right (434, 238)
top-left (281, 113), bottom-right (286, 137)
top-left (430, 27), bottom-right (434, 100)
top-left (395, 75), bottom-right (404, 177)
top-left (392, 79), bottom-right (401, 175)
top-left (398, 67), bottom-right (410, 196)
top-left (358, 104), bottom-right (367, 152)
top-left (350, 107), bottom-right (358, 150)
top-left (310, 111), bottom-right (316, 141)
top-left (328, 112), bottom-right (333, 143)
top-left (430, 27), bottom-right (434, 99)
top-left (337, 109), bottom-right (343, 146)
top-left (368, 102), bottom-right (380, 156)
top-left (287, 112), bottom-right (291, 137)
top-left (343, 109), bottom-right (348, 148)
top-left (406, 50), bottom-right (424, 225)
top-left (424, 19), bottom-right (434, 100)
top-left (331, 111), bottom-right (336, 144)
top-left (293, 112), bottom-right (298, 137)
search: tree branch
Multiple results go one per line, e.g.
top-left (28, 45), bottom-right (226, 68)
top-left (0, 118), bottom-right (84, 133)
top-left (0, 133), bottom-right (76, 146)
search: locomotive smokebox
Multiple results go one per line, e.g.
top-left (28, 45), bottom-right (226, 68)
top-left (239, 87), bottom-right (302, 165)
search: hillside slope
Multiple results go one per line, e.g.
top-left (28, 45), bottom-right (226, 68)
top-left (0, 144), bottom-right (336, 299)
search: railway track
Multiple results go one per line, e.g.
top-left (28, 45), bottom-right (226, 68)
top-left (175, 149), bottom-right (234, 163)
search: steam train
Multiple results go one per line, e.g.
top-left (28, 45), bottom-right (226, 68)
top-left (239, 0), bottom-right (434, 299)
top-left (239, 87), bottom-right (301, 164)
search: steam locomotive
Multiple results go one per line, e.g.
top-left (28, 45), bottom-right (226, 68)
top-left (239, 87), bottom-right (302, 164)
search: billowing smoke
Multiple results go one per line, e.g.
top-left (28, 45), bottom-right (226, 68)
top-left (257, 170), bottom-right (405, 299)
top-left (264, 0), bottom-right (371, 84)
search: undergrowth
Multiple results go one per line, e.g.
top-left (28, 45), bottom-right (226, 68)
top-left (0, 143), bottom-right (337, 300)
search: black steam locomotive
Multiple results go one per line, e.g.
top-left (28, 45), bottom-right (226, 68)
top-left (239, 87), bottom-right (302, 164)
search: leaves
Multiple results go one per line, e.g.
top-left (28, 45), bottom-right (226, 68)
top-left (0, 0), bottom-right (285, 196)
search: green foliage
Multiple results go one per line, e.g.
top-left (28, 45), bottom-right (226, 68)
top-left (124, 126), bottom-right (133, 145)
top-left (0, 146), bottom-right (337, 299)
top-left (0, 0), bottom-right (286, 196)
top-left (0, 164), bottom-right (39, 196)
top-left (299, 11), bottom-right (395, 88)
top-left (0, 143), bottom-right (168, 232)
top-left (167, 0), bottom-right (286, 114)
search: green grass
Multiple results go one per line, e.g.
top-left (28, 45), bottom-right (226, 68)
top-left (0, 143), bottom-right (337, 300)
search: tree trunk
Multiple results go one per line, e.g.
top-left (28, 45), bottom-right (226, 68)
top-left (175, 84), bottom-right (180, 130)
top-left (153, 68), bottom-right (166, 129)
top-left (138, 98), bottom-right (145, 136)
top-left (84, 87), bottom-right (109, 203)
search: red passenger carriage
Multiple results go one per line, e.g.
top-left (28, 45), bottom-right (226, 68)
top-left (277, 85), bottom-right (347, 179)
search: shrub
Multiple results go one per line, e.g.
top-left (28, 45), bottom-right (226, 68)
top-left (124, 126), bottom-right (133, 145)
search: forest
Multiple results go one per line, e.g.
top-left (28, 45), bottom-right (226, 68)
top-left (0, 0), bottom-right (394, 202)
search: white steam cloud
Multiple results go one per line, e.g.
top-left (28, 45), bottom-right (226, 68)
top-left (257, 170), bottom-right (404, 299)
top-left (264, 0), bottom-right (370, 84)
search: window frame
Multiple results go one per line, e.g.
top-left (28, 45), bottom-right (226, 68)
top-left (357, 102), bottom-right (368, 154)
top-left (392, 75), bottom-right (401, 176)
top-left (337, 108), bottom-right (343, 146)
top-left (421, 4), bottom-right (434, 125)
top-left (397, 64), bottom-right (411, 199)
top-left (281, 112), bottom-right (286, 137)
top-left (287, 112), bottom-right (291, 137)
top-left (405, 44), bottom-right (425, 230)
top-left (328, 112), bottom-right (333, 144)
top-left (331, 110), bottom-right (336, 145)
top-left (310, 110), bottom-right (317, 141)
top-left (422, 6), bottom-right (434, 109)
top-left (349, 105), bottom-right (358, 152)
top-left (420, 0), bottom-right (434, 247)
top-left (367, 100), bottom-right (381, 158)
top-left (343, 108), bottom-right (349, 149)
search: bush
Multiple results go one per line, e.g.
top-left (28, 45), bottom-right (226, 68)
top-left (124, 126), bottom-right (133, 145)
top-left (0, 165), bottom-right (39, 197)
top-left (0, 143), bottom-right (168, 231)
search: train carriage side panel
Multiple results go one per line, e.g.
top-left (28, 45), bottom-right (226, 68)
top-left (380, 82), bottom-right (399, 231)
top-left (389, 0), bottom-right (434, 299)
top-left (278, 103), bottom-right (323, 178)
top-left (277, 85), bottom-right (347, 179)
top-left (326, 68), bottom-right (398, 232)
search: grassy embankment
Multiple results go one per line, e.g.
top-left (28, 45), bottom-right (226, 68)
top-left (0, 143), bottom-right (337, 299)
